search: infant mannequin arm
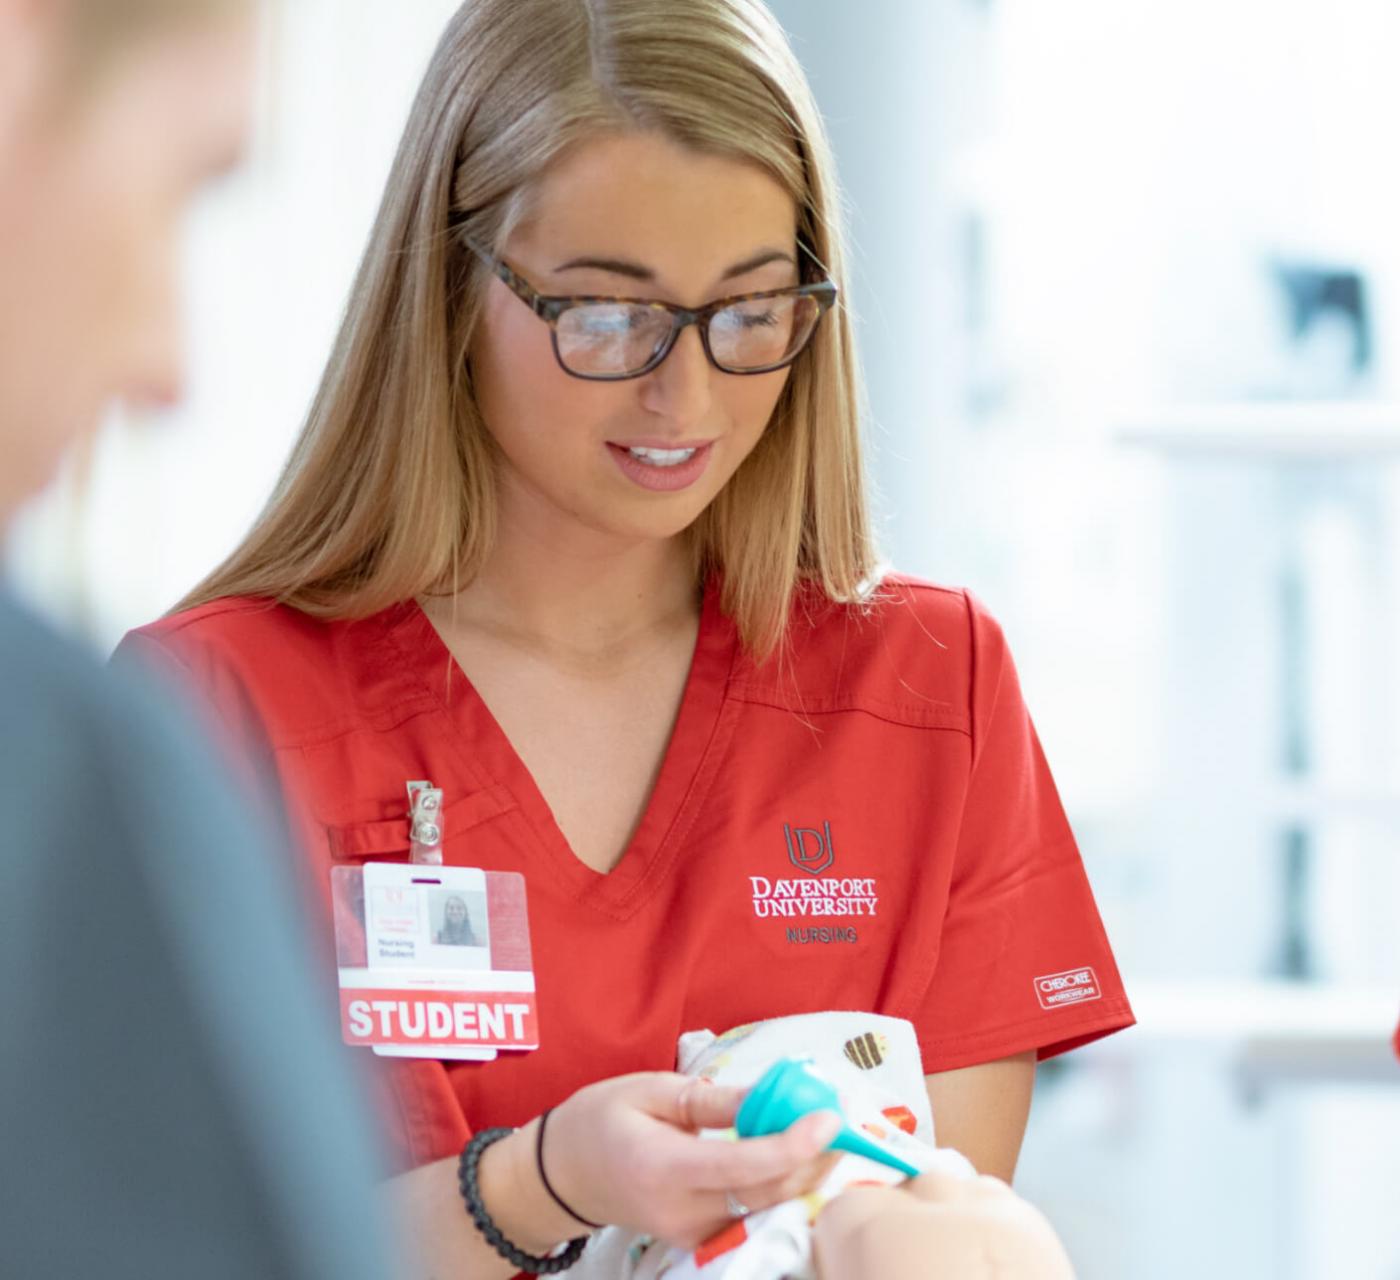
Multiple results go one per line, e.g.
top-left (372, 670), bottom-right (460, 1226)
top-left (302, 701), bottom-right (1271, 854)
top-left (812, 1171), bottom-right (1074, 1280)
top-left (924, 1051), bottom-right (1036, 1181)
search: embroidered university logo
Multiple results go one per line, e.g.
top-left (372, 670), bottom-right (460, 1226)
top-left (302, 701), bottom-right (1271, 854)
top-left (748, 822), bottom-right (879, 927)
top-left (784, 821), bottom-right (835, 875)
top-left (1033, 966), bottom-right (1101, 1010)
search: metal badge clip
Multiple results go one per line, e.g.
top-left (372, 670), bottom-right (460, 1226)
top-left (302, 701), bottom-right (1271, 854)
top-left (406, 780), bottom-right (444, 866)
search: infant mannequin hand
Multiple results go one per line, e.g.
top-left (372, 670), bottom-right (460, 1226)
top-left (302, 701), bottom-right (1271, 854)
top-left (543, 1071), bottom-right (842, 1248)
top-left (813, 1170), bottom-right (1075, 1280)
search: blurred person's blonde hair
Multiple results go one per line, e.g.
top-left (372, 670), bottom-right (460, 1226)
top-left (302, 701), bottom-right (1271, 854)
top-left (179, 0), bottom-right (878, 661)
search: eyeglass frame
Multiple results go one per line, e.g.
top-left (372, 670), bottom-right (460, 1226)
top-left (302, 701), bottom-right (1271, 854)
top-left (460, 233), bottom-right (838, 382)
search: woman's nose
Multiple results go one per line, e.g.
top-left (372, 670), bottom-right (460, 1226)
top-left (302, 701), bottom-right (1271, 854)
top-left (638, 323), bottom-right (714, 429)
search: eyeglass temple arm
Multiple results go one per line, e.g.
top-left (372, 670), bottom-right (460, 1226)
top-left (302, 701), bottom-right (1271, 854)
top-left (461, 233), bottom-right (552, 318)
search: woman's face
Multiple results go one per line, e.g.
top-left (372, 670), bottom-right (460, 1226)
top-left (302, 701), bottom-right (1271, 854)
top-left (445, 898), bottom-right (467, 924)
top-left (468, 130), bottom-right (800, 553)
top-left (0, 3), bottom-right (254, 525)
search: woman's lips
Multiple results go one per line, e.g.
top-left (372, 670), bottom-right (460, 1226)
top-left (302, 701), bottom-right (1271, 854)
top-left (606, 441), bottom-right (715, 492)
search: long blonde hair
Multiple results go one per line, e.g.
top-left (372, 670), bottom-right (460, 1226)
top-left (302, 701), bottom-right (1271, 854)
top-left (180, 0), bottom-right (878, 660)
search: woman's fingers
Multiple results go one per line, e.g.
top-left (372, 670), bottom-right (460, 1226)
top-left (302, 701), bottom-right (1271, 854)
top-left (727, 1146), bottom-right (844, 1213)
top-left (686, 1107), bottom-right (842, 1194)
top-left (544, 1074), bottom-right (855, 1249)
top-left (652, 1082), bottom-right (846, 1227)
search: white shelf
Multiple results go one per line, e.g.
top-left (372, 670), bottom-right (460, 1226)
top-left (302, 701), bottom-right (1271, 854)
top-left (1121, 980), bottom-right (1397, 1042)
top-left (1116, 401), bottom-right (1400, 457)
top-left (1085, 981), bottom-right (1400, 1086)
top-left (1263, 783), bottom-right (1400, 825)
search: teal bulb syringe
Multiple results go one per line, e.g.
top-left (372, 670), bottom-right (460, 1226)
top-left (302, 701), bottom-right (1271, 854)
top-left (734, 1056), bottom-right (921, 1179)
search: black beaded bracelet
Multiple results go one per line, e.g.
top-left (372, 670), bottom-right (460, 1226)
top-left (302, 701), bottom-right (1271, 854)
top-left (458, 1127), bottom-right (589, 1275)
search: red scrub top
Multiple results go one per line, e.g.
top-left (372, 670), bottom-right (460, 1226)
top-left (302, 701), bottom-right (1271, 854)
top-left (117, 576), bottom-right (1134, 1171)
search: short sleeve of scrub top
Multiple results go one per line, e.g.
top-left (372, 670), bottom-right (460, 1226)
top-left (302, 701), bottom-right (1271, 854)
top-left (903, 590), bottom-right (1130, 1070)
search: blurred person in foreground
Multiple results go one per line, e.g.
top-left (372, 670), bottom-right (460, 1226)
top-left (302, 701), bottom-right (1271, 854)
top-left (0, 1), bottom-right (388, 1276)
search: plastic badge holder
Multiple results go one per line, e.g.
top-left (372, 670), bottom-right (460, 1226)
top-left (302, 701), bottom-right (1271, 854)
top-left (735, 1056), bottom-right (922, 1179)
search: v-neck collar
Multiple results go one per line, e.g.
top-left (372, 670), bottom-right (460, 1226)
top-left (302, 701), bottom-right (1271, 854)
top-left (382, 581), bottom-right (740, 916)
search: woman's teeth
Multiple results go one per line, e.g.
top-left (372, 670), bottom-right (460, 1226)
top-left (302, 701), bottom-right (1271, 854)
top-left (627, 446), bottom-right (698, 467)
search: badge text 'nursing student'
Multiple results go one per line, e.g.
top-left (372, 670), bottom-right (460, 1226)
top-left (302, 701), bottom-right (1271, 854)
top-left (331, 863), bottom-right (537, 1060)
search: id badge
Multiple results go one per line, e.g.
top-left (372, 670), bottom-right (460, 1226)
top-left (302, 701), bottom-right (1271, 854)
top-left (331, 863), bottom-right (538, 1060)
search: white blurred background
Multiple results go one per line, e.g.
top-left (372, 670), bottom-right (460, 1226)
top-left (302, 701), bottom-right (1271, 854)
top-left (8, 2), bottom-right (1400, 1275)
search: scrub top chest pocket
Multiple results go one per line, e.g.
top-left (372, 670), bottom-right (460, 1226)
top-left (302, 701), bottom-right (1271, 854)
top-left (282, 665), bottom-right (523, 870)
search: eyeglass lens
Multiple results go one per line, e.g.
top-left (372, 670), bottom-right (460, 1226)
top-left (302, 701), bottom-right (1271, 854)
top-left (554, 293), bottom-right (822, 377)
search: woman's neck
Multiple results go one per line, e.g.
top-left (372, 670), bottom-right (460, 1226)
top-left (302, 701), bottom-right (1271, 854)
top-left (427, 518), bottom-right (700, 664)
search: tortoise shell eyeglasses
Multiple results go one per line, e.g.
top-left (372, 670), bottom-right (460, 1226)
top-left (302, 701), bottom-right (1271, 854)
top-left (461, 234), bottom-right (837, 382)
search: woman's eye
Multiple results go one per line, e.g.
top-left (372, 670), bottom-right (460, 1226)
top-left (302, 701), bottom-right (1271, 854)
top-left (714, 306), bottom-right (778, 332)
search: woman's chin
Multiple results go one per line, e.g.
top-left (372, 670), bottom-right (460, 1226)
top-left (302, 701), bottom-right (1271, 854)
top-left (570, 495), bottom-right (711, 551)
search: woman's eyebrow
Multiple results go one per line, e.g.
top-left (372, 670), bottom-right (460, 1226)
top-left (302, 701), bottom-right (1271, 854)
top-left (552, 248), bottom-right (796, 282)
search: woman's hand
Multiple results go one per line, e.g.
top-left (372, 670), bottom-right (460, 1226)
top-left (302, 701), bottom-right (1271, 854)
top-left (541, 1071), bottom-right (843, 1247)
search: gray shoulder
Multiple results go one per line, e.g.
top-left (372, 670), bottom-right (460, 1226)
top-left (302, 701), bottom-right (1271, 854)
top-left (0, 595), bottom-right (227, 822)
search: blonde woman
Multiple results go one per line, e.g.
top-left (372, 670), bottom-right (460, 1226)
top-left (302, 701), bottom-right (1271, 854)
top-left (118, 1), bottom-right (1133, 1274)
top-left (437, 893), bottom-right (480, 946)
